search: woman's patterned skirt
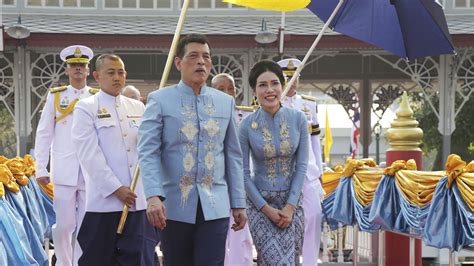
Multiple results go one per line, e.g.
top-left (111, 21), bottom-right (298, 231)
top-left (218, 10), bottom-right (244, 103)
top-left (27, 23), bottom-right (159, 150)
top-left (247, 189), bottom-right (304, 265)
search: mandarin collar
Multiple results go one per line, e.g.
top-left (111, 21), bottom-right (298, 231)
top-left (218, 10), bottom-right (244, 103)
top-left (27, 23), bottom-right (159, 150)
top-left (98, 90), bottom-right (122, 106)
top-left (177, 80), bottom-right (208, 96)
top-left (257, 105), bottom-right (283, 121)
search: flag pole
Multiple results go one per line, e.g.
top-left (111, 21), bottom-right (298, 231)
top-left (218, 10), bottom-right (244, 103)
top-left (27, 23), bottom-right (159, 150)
top-left (281, 0), bottom-right (344, 99)
top-left (117, 0), bottom-right (192, 234)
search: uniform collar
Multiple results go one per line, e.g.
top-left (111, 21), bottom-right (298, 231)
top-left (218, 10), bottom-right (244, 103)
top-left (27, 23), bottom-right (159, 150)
top-left (177, 80), bottom-right (208, 96)
top-left (69, 84), bottom-right (88, 91)
top-left (98, 90), bottom-right (122, 106)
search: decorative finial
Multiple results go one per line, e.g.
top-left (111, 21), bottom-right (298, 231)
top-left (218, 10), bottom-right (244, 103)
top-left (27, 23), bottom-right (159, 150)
top-left (385, 92), bottom-right (423, 151)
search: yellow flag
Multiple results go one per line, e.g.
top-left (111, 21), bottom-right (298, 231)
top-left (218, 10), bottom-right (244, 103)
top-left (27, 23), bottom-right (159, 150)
top-left (324, 107), bottom-right (333, 163)
top-left (223, 0), bottom-right (310, 12)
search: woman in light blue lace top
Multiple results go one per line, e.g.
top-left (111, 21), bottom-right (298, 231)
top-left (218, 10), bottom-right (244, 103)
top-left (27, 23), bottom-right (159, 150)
top-left (239, 60), bottom-right (309, 265)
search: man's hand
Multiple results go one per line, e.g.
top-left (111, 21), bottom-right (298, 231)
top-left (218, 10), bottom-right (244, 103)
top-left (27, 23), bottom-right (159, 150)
top-left (231, 208), bottom-right (248, 231)
top-left (113, 186), bottom-right (137, 208)
top-left (147, 196), bottom-right (166, 230)
top-left (261, 204), bottom-right (282, 225)
top-left (277, 204), bottom-right (296, 229)
top-left (36, 176), bottom-right (50, 186)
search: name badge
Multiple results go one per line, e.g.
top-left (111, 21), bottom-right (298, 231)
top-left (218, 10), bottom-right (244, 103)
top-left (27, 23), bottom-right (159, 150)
top-left (97, 113), bottom-right (111, 119)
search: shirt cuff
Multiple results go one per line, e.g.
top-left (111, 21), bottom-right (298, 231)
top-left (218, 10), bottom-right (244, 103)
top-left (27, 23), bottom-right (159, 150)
top-left (36, 168), bottom-right (49, 178)
top-left (230, 197), bottom-right (247, 209)
top-left (144, 185), bottom-right (164, 200)
top-left (287, 190), bottom-right (301, 207)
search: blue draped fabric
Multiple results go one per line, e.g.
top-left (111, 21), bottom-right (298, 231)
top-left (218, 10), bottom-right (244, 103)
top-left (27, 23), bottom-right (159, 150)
top-left (350, 183), bottom-right (379, 232)
top-left (39, 186), bottom-right (55, 239)
top-left (20, 184), bottom-right (45, 243)
top-left (322, 191), bottom-right (339, 230)
top-left (424, 177), bottom-right (474, 251)
top-left (369, 175), bottom-right (409, 233)
top-left (0, 198), bottom-right (32, 266)
top-left (27, 176), bottom-right (49, 239)
top-left (398, 191), bottom-right (430, 235)
top-left (330, 176), bottom-right (379, 232)
top-left (330, 177), bottom-right (354, 226)
top-left (2, 196), bottom-right (38, 265)
top-left (5, 191), bottom-right (48, 265)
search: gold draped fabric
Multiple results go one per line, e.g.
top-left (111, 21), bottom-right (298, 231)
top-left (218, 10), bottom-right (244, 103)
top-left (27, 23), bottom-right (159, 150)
top-left (339, 158), bottom-right (383, 206)
top-left (6, 157), bottom-right (29, 186)
top-left (23, 154), bottom-right (36, 177)
top-left (322, 172), bottom-right (343, 198)
top-left (0, 164), bottom-right (20, 194)
top-left (445, 154), bottom-right (474, 211)
top-left (353, 170), bottom-right (384, 207)
top-left (38, 182), bottom-right (54, 199)
top-left (394, 170), bottom-right (444, 207)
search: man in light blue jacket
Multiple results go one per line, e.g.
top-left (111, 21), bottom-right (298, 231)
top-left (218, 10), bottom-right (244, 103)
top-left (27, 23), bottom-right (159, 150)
top-left (138, 34), bottom-right (247, 265)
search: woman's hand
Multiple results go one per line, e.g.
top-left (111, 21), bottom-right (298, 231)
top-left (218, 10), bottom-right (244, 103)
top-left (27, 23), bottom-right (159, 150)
top-left (277, 204), bottom-right (296, 229)
top-left (261, 204), bottom-right (282, 224)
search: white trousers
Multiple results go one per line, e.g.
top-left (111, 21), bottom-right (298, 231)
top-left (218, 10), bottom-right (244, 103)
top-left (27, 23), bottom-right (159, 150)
top-left (302, 179), bottom-right (324, 266)
top-left (52, 175), bottom-right (85, 266)
top-left (224, 211), bottom-right (253, 266)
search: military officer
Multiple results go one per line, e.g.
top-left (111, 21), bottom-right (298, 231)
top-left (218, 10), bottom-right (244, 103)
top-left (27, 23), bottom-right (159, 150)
top-left (212, 73), bottom-right (254, 266)
top-left (71, 54), bottom-right (152, 265)
top-left (278, 58), bottom-right (324, 266)
top-left (34, 45), bottom-right (97, 266)
top-left (138, 34), bottom-right (247, 265)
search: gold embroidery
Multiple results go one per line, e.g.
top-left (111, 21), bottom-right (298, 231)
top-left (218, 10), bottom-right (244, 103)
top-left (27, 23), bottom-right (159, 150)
top-left (279, 118), bottom-right (293, 181)
top-left (179, 97), bottom-right (197, 206)
top-left (204, 152), bottom-right (215, 170)
top-left (179, 175), bottom-right (194, 207)
top-left (203, 96), bottom-right (216, 116)
top-left (261, 122), bottom-right (277, 183)
top-left (204, 119), bottom-right (220, 137)
top-left (202, 175), bottom-right (214, 192)
top-left (181, 122), bottom-right (198, 141)
top-left (183, 153), bottom-right (195, 172)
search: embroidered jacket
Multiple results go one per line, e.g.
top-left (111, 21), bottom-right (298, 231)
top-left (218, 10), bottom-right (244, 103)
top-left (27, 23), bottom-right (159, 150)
top-left (239, 106), bottom-right (309, 210)
top-left (138, 81), bottom-right (245, 224)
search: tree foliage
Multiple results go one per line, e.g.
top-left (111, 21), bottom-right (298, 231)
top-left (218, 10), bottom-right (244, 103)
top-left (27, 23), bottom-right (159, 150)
top-left (0, 105), bottom-right (16, 158)
top-left (413, 94), bottom-right (474, 170)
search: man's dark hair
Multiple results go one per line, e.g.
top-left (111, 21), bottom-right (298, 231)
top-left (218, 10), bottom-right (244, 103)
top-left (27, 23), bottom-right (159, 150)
top-left (248, 60), bottom-right (285, 90)
top-left (176, 34), bottom-right (211, 58)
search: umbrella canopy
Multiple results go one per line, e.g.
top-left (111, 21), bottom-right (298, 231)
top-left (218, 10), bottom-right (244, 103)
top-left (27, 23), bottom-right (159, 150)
top-left (307, 0), bottom-right (455, 60)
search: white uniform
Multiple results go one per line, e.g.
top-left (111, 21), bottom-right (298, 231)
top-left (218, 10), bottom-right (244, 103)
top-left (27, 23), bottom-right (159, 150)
top-left (224, 105), bottom-right (254, 266)
top-left (282, 94), bottom-right (324, 266)
top-left (71, 91), bottom-right (147, 212)
top-left (34, 85), bottom-right (97, 266)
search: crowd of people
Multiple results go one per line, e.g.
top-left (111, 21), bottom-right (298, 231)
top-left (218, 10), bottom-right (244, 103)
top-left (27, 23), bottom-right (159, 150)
top-left (33, 33), bottom-right (325, 265)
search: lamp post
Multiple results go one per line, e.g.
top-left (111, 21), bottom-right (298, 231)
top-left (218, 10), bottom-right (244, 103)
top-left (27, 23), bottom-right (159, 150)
top-left (374, 122), bottom-right (382, 165)
top-left (255, 18), bottom-right (277, 45)
top-left (6, 15), bottom-right (30, 156)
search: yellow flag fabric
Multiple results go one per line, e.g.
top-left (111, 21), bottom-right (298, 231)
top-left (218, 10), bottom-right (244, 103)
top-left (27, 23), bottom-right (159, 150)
top-left (324, 109), bottom-right (333, 163)
top-left (222, 0), bottom-right (309, 11)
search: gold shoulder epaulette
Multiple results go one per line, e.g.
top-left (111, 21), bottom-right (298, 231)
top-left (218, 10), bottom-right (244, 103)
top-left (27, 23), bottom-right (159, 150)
top-left (236, 105), bottom-right (254, 112)
top-left (49, 86), bottom-right (67, 94)
top-left (301, 95), bottom-right (316, 102)
top-left (89, 88), bottom-right (100, 95)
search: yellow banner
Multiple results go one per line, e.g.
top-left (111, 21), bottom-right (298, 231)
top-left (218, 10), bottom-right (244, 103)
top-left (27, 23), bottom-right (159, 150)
top-left (223, 0), bottom-right (309, 11)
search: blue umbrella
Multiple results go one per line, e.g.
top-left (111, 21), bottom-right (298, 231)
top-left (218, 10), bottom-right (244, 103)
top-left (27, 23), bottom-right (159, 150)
top-left (307, 0), bottom-right (455, 60)
top-left (281, 0), bottom-right (455, 98)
